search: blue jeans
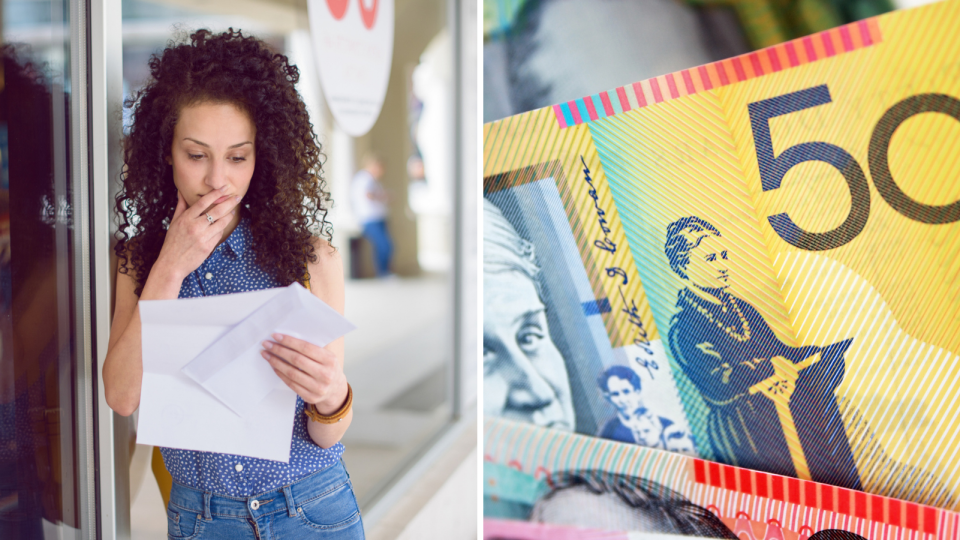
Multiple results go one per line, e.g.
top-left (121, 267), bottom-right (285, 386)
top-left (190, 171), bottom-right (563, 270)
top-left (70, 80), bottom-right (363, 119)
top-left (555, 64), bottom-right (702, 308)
top-left (166, 460), bottom-right (364, 539)
top-left (361, 220), bottom-right (393, 276)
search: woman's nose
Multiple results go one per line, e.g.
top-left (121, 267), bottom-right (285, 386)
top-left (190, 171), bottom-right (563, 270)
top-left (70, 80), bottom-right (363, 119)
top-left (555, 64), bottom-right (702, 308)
top-left (205, 159), bottom-right (227, 190)
top-left (500, 352), bottom-right (555, 411)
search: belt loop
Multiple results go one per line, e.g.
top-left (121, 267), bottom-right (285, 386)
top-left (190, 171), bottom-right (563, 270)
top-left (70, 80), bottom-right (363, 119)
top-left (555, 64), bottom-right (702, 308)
top-left (203, 492), bottom-right (213, 521)
top-left (282, 485), bottom-right (297, 517)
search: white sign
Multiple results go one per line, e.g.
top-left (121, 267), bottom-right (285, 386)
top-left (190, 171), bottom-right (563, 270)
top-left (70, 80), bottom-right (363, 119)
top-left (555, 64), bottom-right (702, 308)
top-left (308, 0), bottom-right (394, 137)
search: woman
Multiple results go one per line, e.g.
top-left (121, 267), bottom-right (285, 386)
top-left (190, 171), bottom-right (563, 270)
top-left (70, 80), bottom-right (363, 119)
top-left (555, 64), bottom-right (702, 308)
top-left (102, 29), bottom-right (363, 538)
top-left (663, 216), bottom-right (860, 491)
top-left (483, 199), bottom-right (575, 431)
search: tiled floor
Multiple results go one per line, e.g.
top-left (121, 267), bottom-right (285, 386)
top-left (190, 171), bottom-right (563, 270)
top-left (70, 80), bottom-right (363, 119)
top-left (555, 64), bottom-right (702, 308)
top-left (128, 274), bottom-right (459, 535)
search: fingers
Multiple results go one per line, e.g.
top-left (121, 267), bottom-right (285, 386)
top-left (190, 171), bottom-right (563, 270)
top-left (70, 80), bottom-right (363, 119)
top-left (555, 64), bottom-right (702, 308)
top-left (269, 334), bottom-right (331, 366)
top-left (261, 339), bottom-right (333, 373)
top-left (203, 210), bottom-right (238, 242)
top-left (205, 195), bottom-right (243, 222)
top-left (173, 191), bottom-right (187, 220)
top-left (262, 348), bottom-right (330, 401)
top-left (185, 186), bottom-right (229, 218)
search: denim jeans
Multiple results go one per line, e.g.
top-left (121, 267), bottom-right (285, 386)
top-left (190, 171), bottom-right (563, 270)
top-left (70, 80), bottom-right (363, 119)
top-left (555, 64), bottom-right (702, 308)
top-left (166, 460), bottom-right (364, 539)
top-left (361, 220), bottom-right (393, 276)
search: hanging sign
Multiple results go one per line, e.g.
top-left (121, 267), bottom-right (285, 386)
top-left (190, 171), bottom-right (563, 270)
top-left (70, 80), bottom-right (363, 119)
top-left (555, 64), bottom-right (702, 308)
top-left (307, 0), bottom-right (395, 137)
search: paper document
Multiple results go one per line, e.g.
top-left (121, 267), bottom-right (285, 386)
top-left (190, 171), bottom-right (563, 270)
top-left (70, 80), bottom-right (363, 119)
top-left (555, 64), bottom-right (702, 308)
top-left (137, 284), bottom-right (354, 462)
top-left (182, 283), bottom-right (356, 417)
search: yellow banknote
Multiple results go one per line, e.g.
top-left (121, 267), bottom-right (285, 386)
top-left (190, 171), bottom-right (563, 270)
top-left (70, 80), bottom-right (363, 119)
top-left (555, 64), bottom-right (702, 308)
top-left (484, 0), bottom-right (960, 510)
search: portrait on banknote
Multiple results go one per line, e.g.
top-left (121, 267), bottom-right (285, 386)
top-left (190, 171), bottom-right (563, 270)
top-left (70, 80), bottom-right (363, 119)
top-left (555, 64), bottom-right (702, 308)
top-left (485, 0), bottom-right (960, 509)
top-left (483, 418), bottom-right (916, 540)
top-left (598, 365), bottom-right (694, 453)
top-left (663, 216), bottom-right (860, 489)
top-left (483, 168), bottom-right (694, 452)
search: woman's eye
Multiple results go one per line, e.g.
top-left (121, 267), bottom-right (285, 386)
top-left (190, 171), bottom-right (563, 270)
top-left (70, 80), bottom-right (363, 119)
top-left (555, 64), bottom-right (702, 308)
top-left (517, 328), bottom-right (544, 350)
top-left (230, 157), bottom-right (247, 163)
top-left (189, 154), bottom-right (204, 160)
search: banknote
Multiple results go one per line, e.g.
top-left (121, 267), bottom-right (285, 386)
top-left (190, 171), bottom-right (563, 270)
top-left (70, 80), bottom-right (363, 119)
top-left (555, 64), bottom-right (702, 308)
top-left (484, 1), bottom-right (960, 509)
top-left (483, 417), bottom-right (960, 539)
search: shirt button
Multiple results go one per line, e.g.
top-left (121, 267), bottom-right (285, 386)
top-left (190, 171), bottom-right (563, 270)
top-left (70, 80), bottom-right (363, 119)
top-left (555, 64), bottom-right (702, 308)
top-left (205, 272), bottom-right (213, 280)
top-left (235, 463), bottom-right (243, 472)
top-left (250, 500), bottom-right (260, 510)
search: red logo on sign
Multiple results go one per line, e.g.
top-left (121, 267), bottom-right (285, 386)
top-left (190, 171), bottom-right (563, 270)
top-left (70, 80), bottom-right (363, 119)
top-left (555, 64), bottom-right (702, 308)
top-left (325, 0), bottom-right (379, 28)
top-left (325, 0), bottom-right (348, 19)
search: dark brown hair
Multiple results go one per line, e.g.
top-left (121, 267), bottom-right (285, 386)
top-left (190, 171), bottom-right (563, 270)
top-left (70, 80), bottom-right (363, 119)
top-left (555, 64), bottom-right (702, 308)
top-left (115, 28), bottom-right (332, 294)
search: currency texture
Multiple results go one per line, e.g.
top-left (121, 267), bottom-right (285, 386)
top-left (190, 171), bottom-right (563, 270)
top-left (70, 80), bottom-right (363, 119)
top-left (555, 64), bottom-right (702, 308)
top-left (483, 1), bottom-right (960, 509)
top-left (483, 418), bottom-right (960, 539)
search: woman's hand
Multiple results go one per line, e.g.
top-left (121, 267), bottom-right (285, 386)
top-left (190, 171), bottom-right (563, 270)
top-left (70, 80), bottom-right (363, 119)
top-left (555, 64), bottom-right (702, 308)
top-left (261, 333), bottom-right (349, 413)
top-left (154, 187), bottom-right (243, 281)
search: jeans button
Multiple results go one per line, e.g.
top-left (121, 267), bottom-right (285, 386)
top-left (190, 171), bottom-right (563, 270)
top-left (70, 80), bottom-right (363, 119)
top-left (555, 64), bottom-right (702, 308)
top-left (250, 500), bottom-right (260, 510)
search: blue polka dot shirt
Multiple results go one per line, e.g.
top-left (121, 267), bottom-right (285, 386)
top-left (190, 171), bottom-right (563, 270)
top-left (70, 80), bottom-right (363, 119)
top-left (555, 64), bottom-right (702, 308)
top-left (160, 217), bottom-right (344, 496)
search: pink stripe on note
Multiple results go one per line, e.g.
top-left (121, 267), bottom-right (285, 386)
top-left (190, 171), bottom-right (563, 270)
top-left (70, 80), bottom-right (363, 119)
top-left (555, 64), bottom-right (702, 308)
top-left (650, 79), bottom-right (664, 103)
top-left (666, 73), bottom-right (679, 99)
top-left (768, 48), bottom-right (782, 72)
top-left (732, 57), bottom-right (746, 82)
top-left (717, 62), bottom-right (730, 86)
top-left (698, 65), bottom-right (713, 90)
top-left (682, 70), bottom-right (695, 94)
top-left (822, 31), bottom-right (837, 57)
top-left (632, 82), bottom-right (647, 108)
top-left (552, 104), bottom-right (567, 128)
top-left (803, 36), bottom-right (817, 62)
top-left (785, 41), bottom-right (799, 67)
top-left (568, 101), bottom-right (582, 125)
top-left (584, 97), bottom-right (598, 121)
top-left (858, 20), bottom-right (873, 46)
top-left (748, 52), bottom-right (763, 78)
top-left (616, 86), bottom-right (631, 112)
top-left (600, 92), bottom-right (614, 116)
top-left (840, 24), bottom-right (854, 52)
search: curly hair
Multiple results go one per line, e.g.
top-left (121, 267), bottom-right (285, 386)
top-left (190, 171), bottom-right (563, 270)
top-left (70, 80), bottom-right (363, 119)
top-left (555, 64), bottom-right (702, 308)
top-left (115, 28), bottom-right (332, 295)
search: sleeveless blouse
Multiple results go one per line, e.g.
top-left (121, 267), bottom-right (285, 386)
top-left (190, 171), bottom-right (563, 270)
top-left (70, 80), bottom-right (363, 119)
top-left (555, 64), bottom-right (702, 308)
top-left (159, 217), bottom-right (344, 496)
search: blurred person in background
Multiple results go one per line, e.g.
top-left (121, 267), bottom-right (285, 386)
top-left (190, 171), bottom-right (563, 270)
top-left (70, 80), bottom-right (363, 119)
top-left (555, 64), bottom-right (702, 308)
top-left (350, 154), bottom-right (394, 278)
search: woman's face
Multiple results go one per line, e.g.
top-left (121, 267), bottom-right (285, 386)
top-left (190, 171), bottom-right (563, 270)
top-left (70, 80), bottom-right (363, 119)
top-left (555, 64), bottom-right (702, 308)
top-left (169, 101), bottom-right (256, 211)
top-left (483, 270), bottom-right (575, 431)
top-left (604, 375), bottom-right (644, 417)
top-left (685, 234), bottom-right (730, 292)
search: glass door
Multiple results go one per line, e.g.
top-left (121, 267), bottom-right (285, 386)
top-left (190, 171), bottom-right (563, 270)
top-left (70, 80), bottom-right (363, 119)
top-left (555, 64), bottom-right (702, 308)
top-left (0, 0), bottom-right (96, 537)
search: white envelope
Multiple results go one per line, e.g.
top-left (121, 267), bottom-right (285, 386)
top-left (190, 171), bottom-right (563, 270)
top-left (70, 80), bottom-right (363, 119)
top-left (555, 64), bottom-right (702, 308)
top-left (181, 283), bottom-right (356, 418)
top-left (137, 285), bottom-right (354, 462)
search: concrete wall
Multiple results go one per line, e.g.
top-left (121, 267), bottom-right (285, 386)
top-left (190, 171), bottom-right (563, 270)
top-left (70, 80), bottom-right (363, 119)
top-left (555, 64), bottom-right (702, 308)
top-left (353, 0), bottom-right (448, 276)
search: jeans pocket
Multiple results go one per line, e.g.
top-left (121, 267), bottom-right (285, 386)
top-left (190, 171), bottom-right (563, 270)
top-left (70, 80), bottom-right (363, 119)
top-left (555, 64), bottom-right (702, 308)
top-left (167, 506), bottom-right (204, 539)
top-left (297, 480), bottom-right (361, 532)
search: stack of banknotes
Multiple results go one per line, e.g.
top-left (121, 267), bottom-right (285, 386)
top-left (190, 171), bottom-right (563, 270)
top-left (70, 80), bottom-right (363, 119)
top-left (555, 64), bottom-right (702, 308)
top-left (482, 0), bottom-right (960, 537)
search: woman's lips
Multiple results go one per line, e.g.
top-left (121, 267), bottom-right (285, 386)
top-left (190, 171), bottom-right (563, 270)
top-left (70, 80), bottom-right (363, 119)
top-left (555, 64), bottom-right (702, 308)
top-left (213, 195), bottom-right (231, 204)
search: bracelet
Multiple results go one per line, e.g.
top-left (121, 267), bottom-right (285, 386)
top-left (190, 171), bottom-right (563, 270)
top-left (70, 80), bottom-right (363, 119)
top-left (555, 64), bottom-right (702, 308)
top-left (305, 383), bottom-right (352, 424)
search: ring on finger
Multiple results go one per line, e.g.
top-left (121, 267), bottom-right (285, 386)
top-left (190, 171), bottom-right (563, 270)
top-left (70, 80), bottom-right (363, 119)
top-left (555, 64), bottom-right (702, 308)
top-left (205, 213), bottom-right (215, 225)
